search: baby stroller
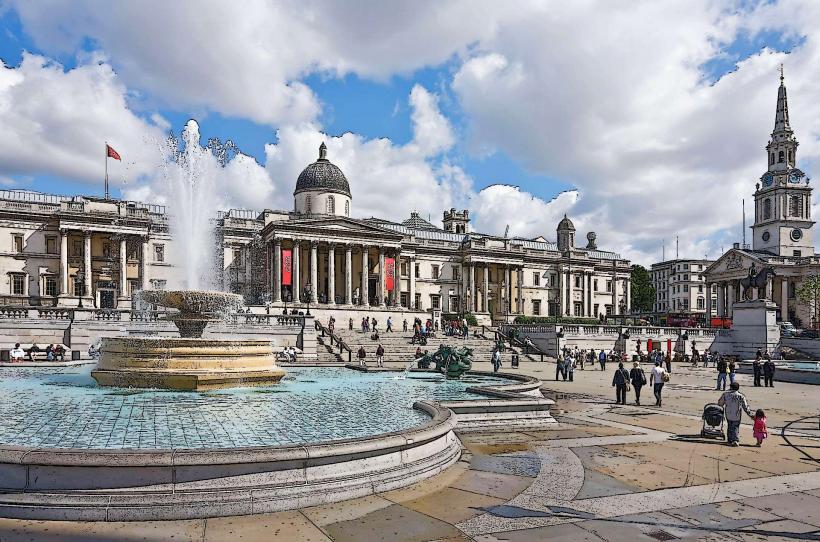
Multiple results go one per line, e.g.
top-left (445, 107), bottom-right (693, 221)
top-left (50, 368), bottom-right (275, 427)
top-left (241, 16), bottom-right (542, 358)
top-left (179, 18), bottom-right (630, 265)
top-left (701, 403), bottom-right (725, 439)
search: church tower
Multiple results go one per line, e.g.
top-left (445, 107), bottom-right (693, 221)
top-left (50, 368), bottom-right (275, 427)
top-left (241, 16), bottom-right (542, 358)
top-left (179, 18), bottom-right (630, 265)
top-left (752, 67), bottom-right (814, 257)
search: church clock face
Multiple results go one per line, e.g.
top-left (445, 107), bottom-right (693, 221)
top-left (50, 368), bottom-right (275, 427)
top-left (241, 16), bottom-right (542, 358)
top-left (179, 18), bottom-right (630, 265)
top-left (761, 172), bottom-right (774, 187)
top-left (762, 231), bottom-right (770, 242)
top-left (791, 228), bottom-right (803, 241)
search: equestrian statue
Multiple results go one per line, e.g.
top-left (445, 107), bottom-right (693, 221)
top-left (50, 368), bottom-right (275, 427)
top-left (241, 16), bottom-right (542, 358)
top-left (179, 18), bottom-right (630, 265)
top-left (739, 264), bottom-right (776, 301)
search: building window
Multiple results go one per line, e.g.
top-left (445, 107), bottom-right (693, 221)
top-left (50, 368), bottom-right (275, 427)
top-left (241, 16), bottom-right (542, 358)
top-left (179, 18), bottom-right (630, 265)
top-left (12, 234), bottom-right (23, 253)
top-left (414, 263), bottom-right (420, 278)
top-left (452, 266), bottom-right (460, 280)
top-left (606, 280), bottom-right (612, 293)
top-left (533, 272), bottom-right (540, 286)
top-left (789, 195), bottom-right (802, 217)
top-left (45, 237), bottom-right (57, 255)
top-left (72, 240), bottom-right (83, 257)
top-left (594, 279), bottom-right (598, 291)
top-left (684, 264), bottom-right (689, 270)
top-left (414, 293), bottom-right (422, 310)
top-left (605, 304), bottom-right (613, 315)
top-left (450, 296), bottom-right (459, 312)
top-left (154, 244), bottom-right (165, 262)
top-left (152, 279), bottom-right (167, 291)
top-left (532, 299), bottom-right (541, 315)
top-left (326, 195), bottom-right (335, 214)
top-left (794, 250), bottom-right (802, 257)
top-left (789, 149), bottom-right (793, 163)
top-left (10, 274), bottom-right (24, 295)
top-left (778, 150), bottom-right (784, 163)
top-left (698, 285), bottom-right (703, 293)
top-left (73, 276), bottom-right (84, 297)
top-left (344, 200), bottom-right (350, 217)
top-left (400, 292), bottom-right (408, 308)
top-left (431, 265), bottom-right (439, 279)
top-left (305, 194), bottom-right (312, 213)
top-left (574, 275), bottom-right (581, 288)
top-left (574, 302), bottom-right (582, 317)
top-left (763, 198), bottom-right (772, 220)
top-left (233, 248), bottom-right (243, 267)
top-left (697, 297), bottom-right (705, 310)
top-left (769, 152), bottom-right (774, 165)
top-left (594, 303), bottom-right (599, 316)
top-left (431, 295), bottom-right (440, 310)
top-left (44, 276), bottom-right (57, 297)
top-left (550, 274), bottom-right (557, 287)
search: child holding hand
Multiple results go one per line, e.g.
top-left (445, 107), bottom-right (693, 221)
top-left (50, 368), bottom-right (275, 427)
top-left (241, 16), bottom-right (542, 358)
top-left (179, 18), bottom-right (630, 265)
top-left (753, 409), bottom-right (768, 447)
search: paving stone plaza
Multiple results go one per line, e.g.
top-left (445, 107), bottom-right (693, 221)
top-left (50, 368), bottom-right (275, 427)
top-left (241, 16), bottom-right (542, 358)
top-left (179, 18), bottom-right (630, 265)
top-left (1, 357), bottom-right (818, 541)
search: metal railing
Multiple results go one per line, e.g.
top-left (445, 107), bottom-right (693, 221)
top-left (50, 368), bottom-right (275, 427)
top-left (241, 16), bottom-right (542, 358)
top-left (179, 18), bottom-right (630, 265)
top-left (315, 320), bottom-right (352, 363)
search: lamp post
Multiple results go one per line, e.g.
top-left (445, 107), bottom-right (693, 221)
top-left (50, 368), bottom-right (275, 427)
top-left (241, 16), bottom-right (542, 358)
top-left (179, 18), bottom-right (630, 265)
top-left (303, 284), bottom-right (312, 316)
top-left (76, 270), bottom-right (85, 309)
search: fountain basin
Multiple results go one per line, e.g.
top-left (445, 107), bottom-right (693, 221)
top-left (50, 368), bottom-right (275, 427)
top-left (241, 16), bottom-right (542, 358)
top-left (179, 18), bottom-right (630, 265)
top-left (92, 337), bottom-right (285, 390)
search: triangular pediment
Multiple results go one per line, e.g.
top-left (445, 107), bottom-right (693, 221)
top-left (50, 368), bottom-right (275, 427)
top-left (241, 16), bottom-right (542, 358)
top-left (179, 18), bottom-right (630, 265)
top-left (268, 216), bottom-right (404, 240)
top-left (705, 249), bottom-right (767, 277)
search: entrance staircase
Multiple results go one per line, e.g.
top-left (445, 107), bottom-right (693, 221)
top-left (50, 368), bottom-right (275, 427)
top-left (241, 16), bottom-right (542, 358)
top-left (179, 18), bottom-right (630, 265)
top-left (315, 323), bottom-right (544, 365)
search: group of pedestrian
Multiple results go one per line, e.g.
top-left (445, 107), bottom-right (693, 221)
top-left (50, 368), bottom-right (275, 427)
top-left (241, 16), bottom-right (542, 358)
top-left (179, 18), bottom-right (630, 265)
top-left (751, 350), bottom-right (776, 387)
top-left (612, 360), bottom-right (667, 406)
top-left (443, 318), bottom-right (469, 338)
top-left (718, 382), bottom-right (768, 447)
top-left (356, 344), bottom-right (386, 367)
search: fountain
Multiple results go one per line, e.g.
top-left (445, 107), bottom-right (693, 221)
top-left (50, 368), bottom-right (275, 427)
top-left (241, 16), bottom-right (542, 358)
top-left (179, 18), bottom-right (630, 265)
top-left (92, 122), bottom-right (285, 390)
top-left (91, 290), bottom-right (286, 390)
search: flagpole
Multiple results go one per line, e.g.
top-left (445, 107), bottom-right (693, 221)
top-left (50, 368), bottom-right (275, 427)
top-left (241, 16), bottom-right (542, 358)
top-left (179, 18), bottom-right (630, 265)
top-left (104, 142), bottom-right (109, 200)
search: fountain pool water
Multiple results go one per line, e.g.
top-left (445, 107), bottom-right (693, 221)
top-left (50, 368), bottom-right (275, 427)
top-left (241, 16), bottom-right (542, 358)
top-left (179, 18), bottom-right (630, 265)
top-left (0, 366), bottom-right (507, 449)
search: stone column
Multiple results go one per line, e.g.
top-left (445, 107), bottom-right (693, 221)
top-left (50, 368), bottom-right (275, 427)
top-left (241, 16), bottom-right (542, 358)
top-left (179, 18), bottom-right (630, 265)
top-left (392, 250), bottom-right (401, 306)
top-left (625, 276), bottom-right (631, 313)
top-left (504, 265), bottom-right (511, 316)
top-left (310, 241), bottom-right (318, 304)
top-left (378, 248), bottom-right (386, 307)
top-left (244, 243), bottom-right (252, 296)
top-left (517, 267), bottom-right (523, 314)
top-left (59, 229), bottom-right (69, 295)
top-left (727, 280), bottom-right (735, 318)
top-left (765, 275), bottom-right (773, 301)
top-left (23, 274), bottom-right (29, 297)
top-left (482, 265), bottom-right (489, 313)
top-left (716, 282), bottom-right (725, 317)
top-left (292, 240), bottom-right (300, 302)
top-left (327, 243), bottom-right (336, 305)
top-left (705, 283), bottom-right (713, 323)
top-left (469, 263), bottom-right (477, 313)
top-left (83, 230), bottom-right (92, 300)
top-left (567, 269), bottom-right (574, 317)
top-left (409, 256), bottom-right (416, 309)
top-left (361, 245), bottom-right (370, 307)
top-left (345, 244), bottom-right (352, 305)
top-left (781, 279), bottom-right (789, 321)
top-left (119, 237), bottom-right (128, 299)
top-left (141, 236), bottom-right (149, 291)
top-left (273, 239), bottom-right (282, 302)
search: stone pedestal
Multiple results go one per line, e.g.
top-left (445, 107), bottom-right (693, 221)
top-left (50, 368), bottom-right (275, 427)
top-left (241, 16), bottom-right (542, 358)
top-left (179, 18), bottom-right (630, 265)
top-left (712, 299), bottom-right (780, 358)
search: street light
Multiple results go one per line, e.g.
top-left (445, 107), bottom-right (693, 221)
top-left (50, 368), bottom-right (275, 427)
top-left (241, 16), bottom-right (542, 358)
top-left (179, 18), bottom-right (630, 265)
top-left (76, 271), bottom-right (85, 309)
top-left (303, 284), bottom-right (312, 316)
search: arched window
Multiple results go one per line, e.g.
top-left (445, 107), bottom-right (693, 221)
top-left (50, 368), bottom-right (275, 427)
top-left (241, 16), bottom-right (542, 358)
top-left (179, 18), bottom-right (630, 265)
top-left (789, 149), bottom-right (793, 164)
top-left (305, 194), bottom-right (312, 214)
top-left (778, 150), bottom-right (785, 163)
top-left (769, 153), bottom-right (775, 165)
top-left (790, 195), bottom-right (802, 217)
top-left (326, 195), bottom-right (335, 214)
top-left (763, 198), bottom-right (771, 220)
top-left (345, 200), bottom-right (350, 217)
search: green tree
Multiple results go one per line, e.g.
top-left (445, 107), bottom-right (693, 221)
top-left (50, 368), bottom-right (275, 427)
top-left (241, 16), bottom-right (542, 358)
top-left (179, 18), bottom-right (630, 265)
top-left (795, 275), bottom-right (820, 330)
top-left (630, 264), bottom-right (655, 313)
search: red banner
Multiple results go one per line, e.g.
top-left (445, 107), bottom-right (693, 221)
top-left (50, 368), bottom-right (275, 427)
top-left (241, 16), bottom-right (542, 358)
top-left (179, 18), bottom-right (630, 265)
top-left (281, 249), bottom-right (292, 286)
top-left (385, 257), bottom-right (395, 291)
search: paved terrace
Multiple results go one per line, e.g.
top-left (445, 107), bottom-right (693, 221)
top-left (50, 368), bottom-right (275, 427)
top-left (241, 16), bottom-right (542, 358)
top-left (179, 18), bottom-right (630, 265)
top-left (1, 361), bottom-right (818, 541)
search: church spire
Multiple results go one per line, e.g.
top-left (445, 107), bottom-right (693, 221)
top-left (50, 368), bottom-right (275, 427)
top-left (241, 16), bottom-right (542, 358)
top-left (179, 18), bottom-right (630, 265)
top-left (774, 63), bottom-right (792, 134)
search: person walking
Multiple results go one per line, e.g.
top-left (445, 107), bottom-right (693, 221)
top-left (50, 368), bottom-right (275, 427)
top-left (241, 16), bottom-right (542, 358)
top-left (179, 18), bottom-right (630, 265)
top-left (763, 355), bottom-right (776, 387)
top-left (357, 346), bottom-right (367, 367)
top-left (612, 362), bottom-right (630, 405)
top-left (716, 357), bottom-right (728, 390)
top-left (492, 348), bottom-right (502, 373)
top-left (753, 409), bottom-right (768, 447)
top-left (375, 344), bottom-right (385, 367)
top-left (629, 361), bottom-right (647, 405)
top-left (349, 317), bottom-right (354, 331)
top-left (664, 352), bottom-right (672, 374)
top-left (386, 317), bottom-right (393, 333)
top-left (718, 382), bottom-right (754, 447)
top-left (752, 356), bottom-right (762, 387)
top-left (599, 349), bottom-right (607, 371)
top-left (728, 359), bottom-right (737, 386)
top-left (403, 319), bottom-right (408, 333)
top-left (567, 356), bottom-right (575, 382)
top-left (650, 361), bottom-right (667, 407)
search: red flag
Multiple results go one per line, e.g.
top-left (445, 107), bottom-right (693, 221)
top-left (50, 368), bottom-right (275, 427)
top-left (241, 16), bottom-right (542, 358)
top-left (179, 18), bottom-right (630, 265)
top-left (281, 249), bottom-right (292, 286)
top-left (106, 144), bottom-right (121, 161)
top-left (385, 257), bottom-right (395, 291)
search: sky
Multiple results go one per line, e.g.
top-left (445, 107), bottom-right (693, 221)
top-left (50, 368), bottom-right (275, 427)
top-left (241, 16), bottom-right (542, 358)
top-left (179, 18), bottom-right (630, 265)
top-left (0, 0), bottom-right (818, 266)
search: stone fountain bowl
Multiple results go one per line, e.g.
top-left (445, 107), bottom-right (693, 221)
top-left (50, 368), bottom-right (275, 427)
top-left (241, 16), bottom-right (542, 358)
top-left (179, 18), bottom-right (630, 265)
top-left (135, 290), bottom-right (244, 317)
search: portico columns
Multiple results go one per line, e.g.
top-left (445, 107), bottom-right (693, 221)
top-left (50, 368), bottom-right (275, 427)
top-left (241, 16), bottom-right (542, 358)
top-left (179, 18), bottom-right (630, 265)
top-left (141, 237), bottom-right (149, 291)
top-left (327, 243), bottom-right (336, 305)
top-left (781, 279), bottom-right (789, 321)
top-left (517, 267), bottom-right (523, 314)
top-left (83, 231), bottom-right (92, 300)
top-left (310, 241), bottom-right (318, 303)
top-left (378, 248), bottom-right (386, 307)
top-left (717, 283), bottom-right (725, 317)
top-left (361, 245), bottom-right (370, 307)
top-left (409, 256), bottom-right (416, 309)
top-left (482, 265), bottom-right (489, 313)
top-left (727, 280), bottom-right (735, 317)
top-left (470, 263), bottom-right (477, 313)
top-left (344, 245), bottom-right (352, 305)
top-left (59, 229), bottom-right (69, 295)
top-left (292, 240), bottom-right (300, 302)
top-left (705, 283), bottom-right (713, 323)
top-left (273, 239), bottom-right (282, 302)
top-left (118, 237), bottom-right (127, 299)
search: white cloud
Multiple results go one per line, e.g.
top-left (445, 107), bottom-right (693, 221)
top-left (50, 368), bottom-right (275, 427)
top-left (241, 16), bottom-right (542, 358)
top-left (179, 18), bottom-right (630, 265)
top-left (0, 53), bottom-right (165, 188)
top-left (470, 185), bottom-right (579, 240)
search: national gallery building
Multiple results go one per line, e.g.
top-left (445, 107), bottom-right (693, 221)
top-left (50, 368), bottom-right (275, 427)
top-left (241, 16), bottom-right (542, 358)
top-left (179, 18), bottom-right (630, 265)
top-left (0, 144), bottom-right (631, 324)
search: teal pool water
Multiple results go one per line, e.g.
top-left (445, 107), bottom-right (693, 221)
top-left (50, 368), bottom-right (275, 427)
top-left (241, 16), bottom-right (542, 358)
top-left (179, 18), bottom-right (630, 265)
top-left (781, 361), bottom-right (820, 371)
top-left (0, 366), bottom-right (507, 450)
